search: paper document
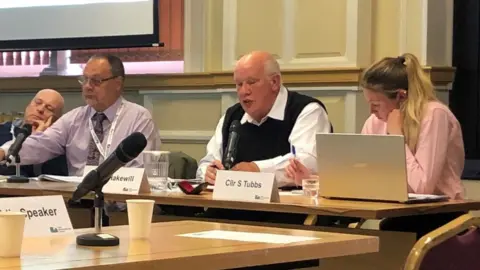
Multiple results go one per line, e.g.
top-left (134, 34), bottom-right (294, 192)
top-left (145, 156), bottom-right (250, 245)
top-left (37, 175), bottom-right (83, 184)
top-left (168, 178), bottom-right (203, 183)
top-left (279, 191), bottom-right (303, 196)
top-left (408, 193), bottom-right (448, 199)
top-left (178, 230), bottom-right (319, 244)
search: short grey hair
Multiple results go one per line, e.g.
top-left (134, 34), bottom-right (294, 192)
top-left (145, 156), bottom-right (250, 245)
top-left (264, 57), bottom-right (280, 75)
top-left (89, 54), bottom-right (125, 80)
top-left (264, 57), bottom-right (282, 85)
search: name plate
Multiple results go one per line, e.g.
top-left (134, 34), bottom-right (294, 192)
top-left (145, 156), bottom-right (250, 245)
top-left (83, 166), bottom-right (151, 194)
top-left (213, 171), bottom-right (280, 203)
top-left (0, 195), bottom-right (73, 237)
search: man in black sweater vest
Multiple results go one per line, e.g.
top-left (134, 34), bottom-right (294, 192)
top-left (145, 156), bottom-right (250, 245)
top-left (0, 89), bottom-right (68, 177)
top-left (196, 51), bottom-right (332, 224)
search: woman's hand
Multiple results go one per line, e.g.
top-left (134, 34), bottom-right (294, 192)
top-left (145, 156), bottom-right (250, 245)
top-left (386, 109), bottom-right (403, 135)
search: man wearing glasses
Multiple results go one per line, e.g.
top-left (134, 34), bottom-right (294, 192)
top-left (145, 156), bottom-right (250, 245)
top-left (0, 54), bottom-right (161, 176)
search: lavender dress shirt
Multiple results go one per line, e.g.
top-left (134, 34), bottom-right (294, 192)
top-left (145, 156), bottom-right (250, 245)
top-left (15, 97), bottom-right (161, 176)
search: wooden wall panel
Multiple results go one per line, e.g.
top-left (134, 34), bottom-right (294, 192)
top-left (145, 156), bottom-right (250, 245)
top-left (70, 0), bottom-right (184, 63)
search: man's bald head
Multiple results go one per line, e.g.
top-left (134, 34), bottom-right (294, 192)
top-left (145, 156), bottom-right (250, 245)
top-left (24, 89), bottom-right (64, 124)
top-left (233, 51), bottom-right (282, 122)
top-left (235, 51), bottom-right (281, 79)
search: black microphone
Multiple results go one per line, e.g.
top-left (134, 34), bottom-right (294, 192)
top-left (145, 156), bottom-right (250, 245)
top-left (223, 120), bottom-right (240, 170)
top-left (7, 123), bottom-right (32, 163)
top-left (72, 132), bottom-right (147, 201)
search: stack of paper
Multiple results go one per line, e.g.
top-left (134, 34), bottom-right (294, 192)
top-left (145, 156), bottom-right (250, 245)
top-left (37, 175), bottom-right (83, 184)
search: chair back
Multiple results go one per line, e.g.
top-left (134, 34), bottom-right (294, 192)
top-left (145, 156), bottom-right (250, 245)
top-left (404, 214), bottom-right (480, 270)
top-left (168, 151), bottom-right (198, 179)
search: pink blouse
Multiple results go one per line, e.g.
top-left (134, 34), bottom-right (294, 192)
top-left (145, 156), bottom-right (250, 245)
top-left (361, 101), bottom-right (465, 199)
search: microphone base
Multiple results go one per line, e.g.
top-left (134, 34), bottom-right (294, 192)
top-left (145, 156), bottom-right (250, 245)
top-left (76, 233), bottom-right (119, 247)
top-left (7, 175), bottom-right (30, 183)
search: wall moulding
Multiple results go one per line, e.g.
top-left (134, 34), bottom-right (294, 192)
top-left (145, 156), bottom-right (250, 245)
top-left (0, 67), bottom-right (454, 92)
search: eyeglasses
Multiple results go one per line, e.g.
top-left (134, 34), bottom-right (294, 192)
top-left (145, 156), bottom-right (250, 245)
top-left (78, 75), bottom-right (118, 86)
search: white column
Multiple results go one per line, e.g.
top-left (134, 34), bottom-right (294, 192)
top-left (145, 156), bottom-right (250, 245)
top-left (183, 0), bottom-right (206, 72)
top-left (399, 0), bottom-right (453, 66)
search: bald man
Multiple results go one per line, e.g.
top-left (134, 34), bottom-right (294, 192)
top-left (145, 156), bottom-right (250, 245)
top-left (197, 51), bottom-right (331, 224)
top-left (198, 51), bottom-right (331, 187)
top-left (0, 89), bottom-right (67, 177)
top-left (24, 88), bottom-right (64, 133)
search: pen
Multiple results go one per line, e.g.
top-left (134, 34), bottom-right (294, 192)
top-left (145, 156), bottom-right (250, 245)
top-left (291, 145), bottom-right (301, 188)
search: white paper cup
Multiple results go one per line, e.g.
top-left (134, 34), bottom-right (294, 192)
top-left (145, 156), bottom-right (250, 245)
top-left (126, 199), bottom-right (155, 239)
top-left (0, 212), bottom-right (26, 257)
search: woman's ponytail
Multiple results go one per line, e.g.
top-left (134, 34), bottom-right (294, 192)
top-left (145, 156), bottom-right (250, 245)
top-left (400, 53), bottom-right (437, 152)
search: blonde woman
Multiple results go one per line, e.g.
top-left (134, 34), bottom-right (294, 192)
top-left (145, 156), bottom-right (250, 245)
top-left (287, 53), bottom-right (465, 238)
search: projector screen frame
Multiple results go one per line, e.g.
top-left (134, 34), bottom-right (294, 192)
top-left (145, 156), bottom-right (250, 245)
top-left (0, 0), bottom-right (161, 52)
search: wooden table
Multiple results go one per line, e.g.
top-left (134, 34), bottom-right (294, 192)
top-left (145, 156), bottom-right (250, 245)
top-left (0, 181), bottom-right (479, 220)
top-left (1, 181), bottom-right (475, 270)
top-left (0, 220), bottom-right (378, 269)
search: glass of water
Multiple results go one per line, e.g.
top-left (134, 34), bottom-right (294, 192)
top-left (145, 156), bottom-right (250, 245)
top-left (143, 151), bottom-right (170, 191)
top-left (302, 175), bottom-right (320, 198)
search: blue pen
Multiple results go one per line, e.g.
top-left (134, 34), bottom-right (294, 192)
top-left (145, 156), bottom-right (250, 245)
top-left (291, 145), bottom-right (296, 157)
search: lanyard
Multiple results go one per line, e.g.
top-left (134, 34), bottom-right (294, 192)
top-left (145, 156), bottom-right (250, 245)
top-left (88, 102), bottom-right (124, 159)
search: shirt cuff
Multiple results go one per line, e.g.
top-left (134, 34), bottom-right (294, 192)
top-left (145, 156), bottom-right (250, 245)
top-left (253, 159), bottom-right (276, 173)
top-left (196, 163), bottom-right (208, 180)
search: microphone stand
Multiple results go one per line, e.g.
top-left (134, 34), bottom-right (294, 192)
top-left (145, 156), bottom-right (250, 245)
top-left (76, 186), bottom-right (119, 246)
top-left (6, 154), bottom-right (29, 183)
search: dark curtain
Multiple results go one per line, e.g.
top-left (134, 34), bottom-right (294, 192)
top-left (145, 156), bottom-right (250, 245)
top-left (451, 0), bottom-right (480, 159)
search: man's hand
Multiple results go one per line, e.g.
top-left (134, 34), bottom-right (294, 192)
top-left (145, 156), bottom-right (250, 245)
top-left (0, 149), bottom-right (4, 161)
top-left (32, 116), bottom-right (53, 133)
top-left (286, 158), bottom-right (311, 186)
top-left (232, 162), bottom-right (260, 172)
top-left (205, 160), bottom-right (224, 185)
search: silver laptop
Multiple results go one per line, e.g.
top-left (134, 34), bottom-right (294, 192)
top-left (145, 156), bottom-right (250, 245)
top-left (315, 133), bottom-right (448, 204)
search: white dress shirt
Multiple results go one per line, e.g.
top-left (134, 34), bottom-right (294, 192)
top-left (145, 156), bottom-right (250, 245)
top-left (1, 123), bottom-right (15, 154)
top-left (196, 86), bottom-right (331, 187)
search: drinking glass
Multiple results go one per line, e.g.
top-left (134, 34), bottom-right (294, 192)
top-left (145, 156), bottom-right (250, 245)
top-left (143, 151), bottom-right (169, 191)
top-left (302, 175), bottom-right (320, 198)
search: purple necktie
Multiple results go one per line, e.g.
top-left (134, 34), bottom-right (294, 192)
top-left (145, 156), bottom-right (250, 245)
top-left (86, 113), bottom-right (107, 165)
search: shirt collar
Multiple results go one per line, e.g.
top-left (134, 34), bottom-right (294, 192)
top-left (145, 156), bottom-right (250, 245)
top-left (88, 97), bottom-right (123, 122)
top-left (240, 85), bottom-right (288, 125)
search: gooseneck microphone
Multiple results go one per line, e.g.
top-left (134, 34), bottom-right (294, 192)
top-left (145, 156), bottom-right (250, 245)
top-left (75, 132), bottom-right (147, 247)
top-left (6, 123), bottom-right (33, 183)
top-left (72, 132), bottom-right (147, 201)
top-left (7, 123), bottom-right (32, 164)
top-left (223, 120), bottom-right (240, 170)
